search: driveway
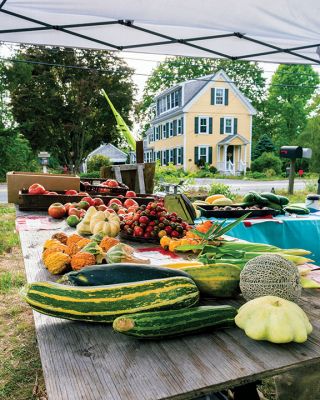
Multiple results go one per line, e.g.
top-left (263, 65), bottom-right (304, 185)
top-left (0, 184), bottom-right (7, 203)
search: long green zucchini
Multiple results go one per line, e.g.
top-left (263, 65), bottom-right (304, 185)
top-left (22, 277), bottom-right (199, 323)
top-left (113, 305), bottom-right (237, 339)
top-left (64, 263), bottom-right (193, 286)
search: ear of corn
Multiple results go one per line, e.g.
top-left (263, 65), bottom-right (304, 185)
top-left (162, 261), bottom-right (203, 269)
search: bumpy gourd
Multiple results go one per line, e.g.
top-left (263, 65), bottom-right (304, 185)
top-left (235, 295), bottom-right (312, 343)
top-left (71, 252), bottom-right (96, 271)
top-left (51, 232), bottom-right (68, 245)
top-left (240, 254), bottom-right (301, 302)
top-left (44, 251), bottom-right (71, 274)
top-left (66, 234), bottom-right (83, 247)
top-left (99, 236), bottom-right (120, 252)
top-left (43, 239), bottom-right (63, 250)
top-left (42, 246), bottom-right (68, 262)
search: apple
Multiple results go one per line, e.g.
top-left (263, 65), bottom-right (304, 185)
top-left (125, 191), bottom-right (137, 198)
top-left (127, 205), bottom-right (139, 213)
top-left (78, 201), bottom-right (90, 210)
top-left (81, 196), bottom-right (95, 207)
top-left (106, 207), bottom-right (116, 214)
top-left (93, 198), bottom-right (104, 207)
top-left (64, 202), bottom-right (72, 212)
top-left (65, 189), bottom-right (78, 196)
top-left (48, 203), bottom-right (66, 219)
top-left (79, 209), bottom-right (87, 218)
top-left (97, 204), bottom-right (108, 212)
top-left (108, 198), bottom-right (122, 206)
top-left (66, 215), bottom-right (80, 227)
top-left (117, 208), bottom-right (127, 215)
top-left (101, 179), bottom-right (118, 188)
top-left (124, 198), bottom-right (138, 208)
top-left (28, 183), bottom-right (46, 195)
top-left (68, 207), bottom-right (81, 217)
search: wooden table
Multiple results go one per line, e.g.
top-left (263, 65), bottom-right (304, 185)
top-left (18, 213), bottom-right (320, 400)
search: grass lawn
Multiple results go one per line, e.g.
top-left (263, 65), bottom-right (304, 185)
top-left (0, 204), bottom-right (46, 400)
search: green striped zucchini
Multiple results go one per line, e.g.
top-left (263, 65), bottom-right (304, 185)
top-left (180, 263), bottom-right (241, 298)
top-left (113, 305), bottom-right (237, 339)
top-left (22, 277), bottom-right (199, 323)
top-left (64, 263), bottom-right (193, 286)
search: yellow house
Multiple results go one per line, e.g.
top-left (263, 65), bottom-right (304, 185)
top-left (144, 70), bottom-right (257, 174)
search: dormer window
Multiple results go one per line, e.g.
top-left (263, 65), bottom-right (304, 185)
top-left (211, 88), bottom-right (229, 105)
top-left (157, 88), bottom-right (181, 115)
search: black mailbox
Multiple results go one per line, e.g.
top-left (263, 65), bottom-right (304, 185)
top-left (280, 146), bottom-right (303, 159)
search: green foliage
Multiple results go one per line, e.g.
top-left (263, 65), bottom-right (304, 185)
top-left (79, 171), bottom-right (101, 179)
top-left (266, 65), bottom-right (319, 148)
top-left (87, 154), bottom-right (111, 172)
top-left (208, 183), bottom-right (235, 200)
top-left (154, 162), bottom-right (188, 184)
top-left (195, 164), bottom-right (218, 178)
top-left (4, 47), bottom-right (136, 172)
top-left (251, 152), bottom-right (282, 175)
top-left (253, 134), bottom-right (275, 159)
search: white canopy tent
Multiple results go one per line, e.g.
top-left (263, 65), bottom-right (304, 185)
top-left (0, 0), bottom-right (319, 64)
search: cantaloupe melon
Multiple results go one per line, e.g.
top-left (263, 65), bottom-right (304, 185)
top-left (205, 194), bottom-right (226, 204)
top-left (211, 198), bottom-right (233, 206)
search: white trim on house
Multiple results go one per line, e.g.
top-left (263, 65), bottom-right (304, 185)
top-left (198, 145), bottom-right (210, 164)
top-left (183, 113), bottom-right (187, 171)
top-left (214, 87), bottom-right (225, 105)
top-left (223, 116), bottom-right (234, 135)
top-left (183, 70), bottom-right (257, 115)
top-left (197, 115), bottom-right (211, 134)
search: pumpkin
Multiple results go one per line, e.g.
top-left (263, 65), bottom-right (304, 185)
top-left (76, 206), bottom-right (98, 235)
top-left (43, 239), bottom-right (63, 250)
top-left (106, 243), bottom-right (150, 264)
top-left (89, 211), bottom-right (120, 237)
top-left (240, 254), bottom-right (301, 302)
top-left (100, 236), bottom-right (120, 252)
top-left (51, 232), bottom-right (68, 245)
top-left (71, 252), bottom-right (96, 271)
top-left (66, 234), bottom-right (83, 247)
top-left (44, 251), bottom-right (71, 274)
top-left (235, 295), bottom-right (312, 343)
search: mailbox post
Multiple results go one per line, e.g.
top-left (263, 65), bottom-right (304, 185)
top-left (280, 146), bottom-right (312, 194)
top-left (38, 151), bottom-right (50, 173)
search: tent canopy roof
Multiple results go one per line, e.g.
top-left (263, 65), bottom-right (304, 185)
top-left (0, 0), bottom-right (319, 64)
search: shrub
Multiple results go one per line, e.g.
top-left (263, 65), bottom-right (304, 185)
top-left (251, 152), bottom-right (282, 175)
top-left (195, 163), bottom-right (217, 178)
top-left (209, 183), bottom-right (235, 200)
top-left (87, 155), bottom-right (111, 172)
top-left (80, 171), bottom-right (101, 179)
top-left (155, 162), bottom-right (188, 184)
top-left (264, 168), bottom-right (276, 177)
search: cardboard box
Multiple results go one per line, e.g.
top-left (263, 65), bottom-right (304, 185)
top-left (7, 171), bottom-right (80, 204)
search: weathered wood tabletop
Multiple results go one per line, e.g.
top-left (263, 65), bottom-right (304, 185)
top-left (18, 213), bottom-right (320, 400)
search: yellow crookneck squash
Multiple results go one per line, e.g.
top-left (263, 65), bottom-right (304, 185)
top-left (89, 210), bottom-right (120, 237)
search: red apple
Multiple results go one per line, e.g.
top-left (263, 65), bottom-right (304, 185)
top-left (124, 198), bottom-right (138, 208)
top-left (93, 198), bottom-right (104, 207)
top-left (125, 191), bottom-right (137, 198)
top-left (64, 202), bottom-right (72, 212)
top-left (101, 179), bottom-right (118, 188)
top-left (81, 196), bottom-right (95, 207)
top-left (78, 201), bottom-right (90, 210)
top-left (28, 183), bottom-right (46, 195)
top-left (127, 205), bottom-right (139, 213)
top-left (68, 207), bottom-right (81, 217)
top-left (106, 207), bottom-right (116, 214)
top-left (48, 203), bottom-right (66, 219)
top-left (117, 208), bottom-right (127, 215)
top-left (97, 204), bottom-right (108, 212)
top-left (65, 189), bottom-right (78, 196)
top-left (108, 198), bottom-right (122, 206)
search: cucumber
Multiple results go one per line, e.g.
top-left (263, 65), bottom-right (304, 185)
top-left (22, 277), bottom-right (199, 323)
top-left (278, 195), bottom-right (289, 206)
top-left (243, 191), bottom-right (269, 206)
top-left (113, 305), bottom-right (237, 339)
top-left (260, 192), bottom-right (281, 204)
top-left (65, 263), bottom-right (193, 286)
top-left (284, 205), bottom-right (310, 215)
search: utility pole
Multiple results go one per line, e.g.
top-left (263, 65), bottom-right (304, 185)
top-left (288, 159), bottom-right (296, 195)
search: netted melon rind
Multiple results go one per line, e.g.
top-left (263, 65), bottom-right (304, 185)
top-left (240, 254), bottom-right (301, 302)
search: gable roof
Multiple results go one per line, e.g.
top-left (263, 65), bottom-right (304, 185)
top-left (152, 70), bottom-right (256, 123)
top-left (86, 143), bottom-right (127, 162)
top-left (218, 134), bottom-right (250, 145)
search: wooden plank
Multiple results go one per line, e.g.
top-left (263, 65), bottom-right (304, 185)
top-left (111, 166), bottom-right (123, 183)
top-left (137, 164), bottom-right (146, 194)
top-left (18, 216), bottom-right (320, 400)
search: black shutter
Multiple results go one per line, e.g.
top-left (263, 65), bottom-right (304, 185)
top-left (173, 148), bottom-right (177, 165)
top-left (220, 118), bottom-right (224, 134)
top-left (160, 151), bottom-right (163, 165)
top-left (234, 118), bottom-right (238, 135)
top-left (209, 117), bottom-right (213, 134)
top-left (181, 147), bottom-right (184, 164)
top-left (181, 117), bottom-right (184, 134)
top-left (166, 150), bottom-right (170, 165)
top-left (208, 147), bottom-right (213, 164)
top-left (211, 88), bottom-right (215, 105)
top-left (194, 147), bottom-right (199, 165)
top-left (224, 89), bottom-right (229, 105)
top-left (195, 117), bottom-right (199, 134)
top-left (166, 122), bottom-right (169, 138)
top-left (173, 120), bottom-right (177, 136)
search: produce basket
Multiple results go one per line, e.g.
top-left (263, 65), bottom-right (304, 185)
top-left (18, 190), bottom-right (155, 211)
top-left (197, 205), bottom-right (279, 218)
top-left (80, 178), bottom-right (129, 195)
top-left (119, 231), bottom-right (159, 244)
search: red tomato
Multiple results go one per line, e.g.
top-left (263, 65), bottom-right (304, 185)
top-left (108, 198), bottom-right (122, 206)
top-left (97, 204), bottom-right (108, 212)
top-left (81, 196), bottom-right (95, 206)
top-left (93, 198), bottom-right (104, 207)
top-left (117, 208), bottom-right (127, 215)
top-left (125, 191), bottom-right (137, 198)
top-left (101, 179), bottom-right (118, 188)
top-left (133, 226), bottom-right (144, 237)
top-left (124, 198), bottom-right (139, 208)
top-left (139, 215), bottom-right (149, 224)
top-left (48, 203), bottom-right (66, 219)
top-left (28, 183), bottom-right (46, 195)
top-left (45, 191), bottom-right (58, 195)
top-left (65, 189), bottom-right (78, 195)
top-left (127, 205), bottom-right (139, 213)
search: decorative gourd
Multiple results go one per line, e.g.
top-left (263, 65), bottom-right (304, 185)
top-left (91, 232), bottom-right (104, 244)
top-left (160, 235), bottom-right (171, 250)
top-left (160, 236), bottom-right (200, 252)
top-left (22, 277), bottom-right (199, 323)
top-left (106, 243), bottom-right (150, 264)
top-left (113, 305), bottom-right (237, 339)
top-left (99, 236), bottom-right (120, 252)
top-left (42, 246), bottom-right (68, 262)
top-left (205, 194), bottom-right (226, 204)
top-left (66, 234), bottom-right (83, 247)
top-left (181, 263), bottom-right (241, 297)
top-left (235, 295), bottom-right (312, 343)
top-left (240, 254), bottom-right (301, 302)
top-left (169, 239), bottom-right (182, 253)
top-left (51, 232), bottom-right (68, 245)
top-left (80, 242), bottom-right (106, 264)
top-left (71, 252), bottom-right (96, 271)
top-left (66, 242), bottom-right (82, 256)
top-left (43, 239), bottom-right (62, 250)
top-left (89, 211), bottom-right (120, 237)
top-left (76, 206), bottom-right (98, 235)
top-left (43, 251), bottom-right (71, 274)
top-left (76, 238), bottom-right (92, 250)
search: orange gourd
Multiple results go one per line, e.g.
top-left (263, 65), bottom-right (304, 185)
top-left (99, 236), bottom-right (120, 252)
top-left (71, 252), bottom-right (96, 271)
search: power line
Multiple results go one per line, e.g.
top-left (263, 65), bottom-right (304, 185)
top-left (0, 55), bottom-right (319, 90)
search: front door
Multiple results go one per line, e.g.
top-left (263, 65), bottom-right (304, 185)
top-left (226, 145), bottom-right (234, 173)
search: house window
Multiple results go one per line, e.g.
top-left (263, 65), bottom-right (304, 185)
top-left (144, 151), bottom-right (152, 163)
top-left (169, 149), bottom-right (174, 163)
top-left (155, 126), bottom-right (159, 140)
top-left (177, 147), bottom-right (183, 165)
top-left (215, 88), bottom-right (225, 105)
top-left (198, 146), bottom-right (209, 163)
top-left (162, 150), bottom-right (166, 165)
top-left (169, 121), bottom-right (173, 137)
top-left (163, 124), bottom-right (166, 138)
top-left (174, 91), bottom-right (180, 107)
top-left (224, 117), bottom-right (234, 135)
top-left (157, 89), bottom-right (181, 116)
top-left (198, 117), bottom-right (210, 134)
top-left (178, 118), bottom-right (182, 135)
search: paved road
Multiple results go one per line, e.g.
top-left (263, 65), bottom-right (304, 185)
top-left (0, 184), bottom-right (7, 203)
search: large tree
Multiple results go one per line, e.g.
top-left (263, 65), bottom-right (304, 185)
top-left (138, 57), bottom-right (266, 134)
top-left (5, 46), bottom-right (136, 172)
top-left (266, 64), bottom-right (319, 148)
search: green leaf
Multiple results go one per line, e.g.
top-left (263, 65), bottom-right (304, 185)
top-left (214, 213), bottom-right (251, 237)
top-left (175, 244), bottom-right (204, 251)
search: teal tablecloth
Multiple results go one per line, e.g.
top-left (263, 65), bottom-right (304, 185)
top-left (195, 215), bottom-right (320, 265)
